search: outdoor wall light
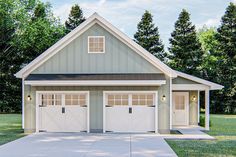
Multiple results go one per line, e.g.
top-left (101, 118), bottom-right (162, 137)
top-left (27, 95), bottom-right (32, 101)
top-left (162, 95), bottom-right (166, 101)
top-left (192, 96), bottom-right (196, 101)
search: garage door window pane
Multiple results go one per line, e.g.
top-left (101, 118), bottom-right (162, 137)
top-left (41, 94), bottom-right (62, 106)
top-left (107, 94), bottom-right (128, 106)
top-left (132, 94), bottom-right (154, 106)
top-left (55, 94), bottom-right (62, 105)
top-left (65, 94), bottom-right (86, 106)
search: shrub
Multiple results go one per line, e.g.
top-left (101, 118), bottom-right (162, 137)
top-left (199, 115), bottom-right (212, 127)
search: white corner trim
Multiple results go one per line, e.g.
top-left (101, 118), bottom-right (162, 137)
top-left (172, 84), bottom-right (210, 91)
top-left (169, 78), bottom-right (172, 130)
top-left (87, 92), bottom-right (90, 133)
top-left (25, 80), bottom-right (166, 86)
top-left (22, 78), bottom-right (24, 129)
top-left (175, 70), bottom-right (223, 90)
top-left (102, 92), bottom-right (106, 133)
top-left (155, 91), bottom-right (158, 133)
top-left (15, 12), bottom-right (177, 78)
top-left (198, 90), bottom-right (200, 123)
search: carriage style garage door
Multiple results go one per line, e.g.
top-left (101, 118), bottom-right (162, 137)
top-left (37, 91), bottom-right (89, 132)
top-left (104, 91), bottom-right (157, 133)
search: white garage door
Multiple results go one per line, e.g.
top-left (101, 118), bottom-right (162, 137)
top-left (104, 91), bottom-right (157, 133)
top-left (38, 92), bottom-right (89, 132)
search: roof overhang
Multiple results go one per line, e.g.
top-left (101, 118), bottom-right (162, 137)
top-left (175, 70), bottom-right (224, 90)
top-left (24, 73), bottom-right (166, 86)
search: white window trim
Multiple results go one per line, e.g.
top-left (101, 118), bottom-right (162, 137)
top-left (88, 36), bottom-right (105, 53)
top-left (35, 91), bottom-right (90, 133)
top-left (103, 91), bottom-right (158, 133)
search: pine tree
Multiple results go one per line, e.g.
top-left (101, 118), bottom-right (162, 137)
top-left (65, 4), bottom-right (85, 32)
top-left (168, 9), bottom-right (204, 76)
top-left (134, 10), bottom-right (166, 62)
top-left (215, 2), bottom-right (236, 113)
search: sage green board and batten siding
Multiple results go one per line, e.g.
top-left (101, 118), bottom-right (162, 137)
top-left (189, 91), bottom-right (198, 125)
top-left (172, 77), bottom-right (199, 84)
top-left (158, 75), bottom-right (171, 134)
top-left (24, 86), bottom-right (161, 133)
top-left (32, 24), bottom-right (162, 74)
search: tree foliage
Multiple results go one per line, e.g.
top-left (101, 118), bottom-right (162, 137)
top-left (0, 0), bottom-right (66, 113)
top-left (215, 2), bottom-right (236, 113)
top-left (134, 10), bottom-right (166, 62)
top-left (168, 9), bottom-right (204, 77)
top-left (65, 4), bottom-right (85, 32)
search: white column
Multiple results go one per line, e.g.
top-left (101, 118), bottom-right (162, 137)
top-left (198, 90), bottom-right (200, 123)
top-left (170, 78), bottom-right (172, 130)
top-left (205, 89), bottom-right (210, 130)
top-left (22, 78), bottom-right (24, 129)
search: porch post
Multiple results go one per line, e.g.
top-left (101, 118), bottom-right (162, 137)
top-left (198, 90), bottom-right (200, 123)
top-left (205, 89), bottom-right (210, 130)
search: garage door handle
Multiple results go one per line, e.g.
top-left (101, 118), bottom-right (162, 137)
top-left (129, 107), bottom-right (132, 114)
top-left (62, 107), bottom-right (65, 113)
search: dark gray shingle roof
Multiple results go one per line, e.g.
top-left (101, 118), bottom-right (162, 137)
top-left (26, 74), bottom-right (165, 81)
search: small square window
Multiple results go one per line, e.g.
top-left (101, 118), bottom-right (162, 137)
top-left (88, 36), bottom-right (105, 53)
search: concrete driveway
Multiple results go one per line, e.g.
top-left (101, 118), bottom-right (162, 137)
top-left (0, 133), bottom-right (177, 157)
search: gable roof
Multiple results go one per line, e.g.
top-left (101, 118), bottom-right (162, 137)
top-left (175, 70), bottom-right (223, 90)
top-left (14, 12), bottom-right (223, 91)
top-left (15, 12), bottom-right (176, 78)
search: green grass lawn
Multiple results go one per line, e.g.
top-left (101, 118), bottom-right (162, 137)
top-left (0, 114), bottom-right (25, 145)
top-left (167, 114), bottom-right (236, 157)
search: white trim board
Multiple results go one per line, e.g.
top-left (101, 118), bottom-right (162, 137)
top-left (172, 84), bottom-right (210, 91)
top-left (15, 13), bottom-right (176, 78)
top-left (25, 80), bottom-right (166, 86)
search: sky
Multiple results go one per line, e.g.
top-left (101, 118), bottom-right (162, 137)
top-left (42, 0), bottom-right (235, 47)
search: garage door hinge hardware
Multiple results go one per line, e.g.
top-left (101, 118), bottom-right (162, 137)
top-left (105, 105), bottom-right (113, 107)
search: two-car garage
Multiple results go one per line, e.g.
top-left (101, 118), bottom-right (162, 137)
top-left (37, 91), bottom-right (157, 133)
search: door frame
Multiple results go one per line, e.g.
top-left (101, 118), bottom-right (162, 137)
top-left (36, 91), bottom-right (90, 133)
top-left (103, 91), bottom-right (158, 133)
top-left (172, 92), bottom-right (189, 126)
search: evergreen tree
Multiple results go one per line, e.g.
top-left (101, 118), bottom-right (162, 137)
top-left (134, 10), bottom-right (166, 62)
top-left (65, 4), bottom-right (85, 32)
top-left (168, 9), bottom-right (204, 76)
top-left (215, 2), bottom-right (236, 113)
